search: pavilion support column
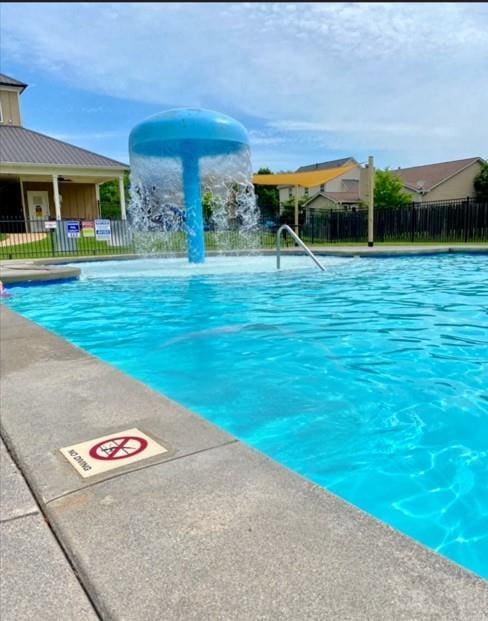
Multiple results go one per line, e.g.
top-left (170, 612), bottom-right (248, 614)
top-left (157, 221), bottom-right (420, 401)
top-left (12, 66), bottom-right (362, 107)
top-left (95, 183), bottom-right (101, 218)
top-left (19, 177), bottom-right (28, 226)
top-left (52, 174), bottom-right (62, 220)
top-left (118, 175), bottom-right (127, 220)
top-left (294, 185), bottom-right (299, 235)
top-left (367, 155), bottom-right (375, 247)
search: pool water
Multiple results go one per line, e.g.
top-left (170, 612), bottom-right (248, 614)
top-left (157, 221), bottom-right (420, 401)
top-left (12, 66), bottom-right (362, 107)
top-left (5, 254), bottom-right (488, 579)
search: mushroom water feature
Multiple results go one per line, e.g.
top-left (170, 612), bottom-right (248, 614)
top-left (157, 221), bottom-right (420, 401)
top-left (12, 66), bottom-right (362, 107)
top-left (128, 108), bottom-right (256, 263)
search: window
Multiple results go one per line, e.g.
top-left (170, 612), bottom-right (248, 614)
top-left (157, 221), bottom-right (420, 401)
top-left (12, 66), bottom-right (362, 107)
top-left (320, 184), bottom-right (325, 192)
top-left (304, 188), bottom-right (309, 197)
top-left (288, 187), bottom-right (293, 198)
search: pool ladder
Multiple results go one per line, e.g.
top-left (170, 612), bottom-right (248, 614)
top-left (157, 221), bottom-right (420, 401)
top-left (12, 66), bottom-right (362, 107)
top-left (276, 224), bottom-right (325, 271)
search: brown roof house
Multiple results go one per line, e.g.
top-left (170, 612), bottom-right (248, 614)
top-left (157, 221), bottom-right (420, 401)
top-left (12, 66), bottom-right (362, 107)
top-left (393, 157), bottom-right (485, 203)
top-left (277, 156), bottom-right (364, 208)
top-left (0, 73), bottom-right (128, 232)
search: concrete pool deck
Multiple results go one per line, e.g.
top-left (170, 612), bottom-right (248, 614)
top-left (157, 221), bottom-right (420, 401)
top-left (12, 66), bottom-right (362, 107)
top-left (1, 244), bottom-right (486, 285)
top-left (1, 305), bottom-right (487, 620)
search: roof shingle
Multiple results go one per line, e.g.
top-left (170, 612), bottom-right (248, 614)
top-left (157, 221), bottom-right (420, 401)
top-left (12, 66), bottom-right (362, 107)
top-left (0, 73), bottom-right (28, 92)
top-left (0, 125), bottom-right (128, 169)
top-left (296, 157), bottom-right (357, 173)
top-left (392, 158), bottom-right (482, 192)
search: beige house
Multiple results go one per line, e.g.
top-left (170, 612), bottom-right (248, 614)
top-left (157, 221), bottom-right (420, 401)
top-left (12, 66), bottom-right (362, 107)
top-left (393, 157), bottom-right (484, 203)
top-left (0, 73), bottom-right (129, 231)
top-left (302, 190), bottom-right (362, 213)
top-left (278, 157), bottom-right (361, 207)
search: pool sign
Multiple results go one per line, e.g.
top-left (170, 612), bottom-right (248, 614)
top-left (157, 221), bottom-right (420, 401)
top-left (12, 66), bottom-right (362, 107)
top-left (89, 436), bottom-right (148, 460)
top-left (95, 219), bottom-right (112, 241)
top-left (60, 428), bottom-right (168, 478)
top-left (65, 220), bottom-right (80, 238)
top-left (82, 220), bottom-right (95, 237)
top-left (44, 220), bottom-right (57, 230)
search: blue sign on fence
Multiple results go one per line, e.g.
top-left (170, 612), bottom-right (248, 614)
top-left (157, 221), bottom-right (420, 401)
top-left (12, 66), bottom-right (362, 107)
top-left (65, 221), bottom-right (80, 239)
top-left (95, 219), bottom-right (112, 241)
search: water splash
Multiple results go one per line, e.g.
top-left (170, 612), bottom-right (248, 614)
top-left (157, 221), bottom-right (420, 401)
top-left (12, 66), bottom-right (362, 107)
top-left (128, 109), bottom-right (260, 258)
top-left (128, 148), bottom-right (259, 255)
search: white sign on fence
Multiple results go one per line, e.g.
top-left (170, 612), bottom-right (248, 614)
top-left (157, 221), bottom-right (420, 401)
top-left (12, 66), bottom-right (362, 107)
top-left (95, 219), bottom-right (112, 241)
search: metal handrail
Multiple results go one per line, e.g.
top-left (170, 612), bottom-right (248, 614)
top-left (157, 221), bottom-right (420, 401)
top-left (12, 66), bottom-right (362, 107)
top-left (276, 224), bottom-right (325, 271)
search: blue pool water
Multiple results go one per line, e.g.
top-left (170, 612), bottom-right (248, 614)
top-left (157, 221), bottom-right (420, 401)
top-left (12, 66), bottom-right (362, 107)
top-left (5, 253), bottom-right (488, 579)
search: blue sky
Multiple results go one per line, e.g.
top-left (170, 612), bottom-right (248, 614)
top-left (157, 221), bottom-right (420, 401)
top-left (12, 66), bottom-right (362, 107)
top-left (1, 2), bottom-right (487, 171)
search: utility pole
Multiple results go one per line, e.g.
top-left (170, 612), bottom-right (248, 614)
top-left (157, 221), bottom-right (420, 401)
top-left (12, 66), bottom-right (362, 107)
top-left (367, 155), bottom-right (375, 247)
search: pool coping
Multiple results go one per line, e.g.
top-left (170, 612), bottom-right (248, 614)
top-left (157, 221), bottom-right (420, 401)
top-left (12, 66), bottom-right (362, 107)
top-left (1, 244), bottom-right (487, 285)
top-left (1, 305), bottom-right (487, 619)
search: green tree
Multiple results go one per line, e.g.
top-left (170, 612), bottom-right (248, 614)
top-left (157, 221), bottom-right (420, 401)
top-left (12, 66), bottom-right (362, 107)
top-left (374, 169), bottom-right (412, 209)
top-left (202, 191), bottom-right (215, 222)
top-left (280, 196), bottom-right (308, 226)
top-left (474, 161), bottom-right (488, 202)
top-left (253, 167), bottom-right (280, 220)
top-left (99, 171), bottom-right (130, 219)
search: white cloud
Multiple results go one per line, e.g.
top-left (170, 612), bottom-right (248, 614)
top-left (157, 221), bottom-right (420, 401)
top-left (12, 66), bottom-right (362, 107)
top-left (43, 130), bottom-right (126, 142)
top-left (1, 2), bottom-right (487, 167)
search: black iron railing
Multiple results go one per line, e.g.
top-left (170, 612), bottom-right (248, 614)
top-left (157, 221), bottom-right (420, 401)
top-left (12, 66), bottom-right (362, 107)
top-left (0, 200), bottom-right (486, 260)
top-left (298, 198), bottom-right (488, 244)
top-left (0, 218), bottom-right (134, 260)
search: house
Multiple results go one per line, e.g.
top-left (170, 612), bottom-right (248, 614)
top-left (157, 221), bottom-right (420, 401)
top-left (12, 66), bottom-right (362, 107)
top-left (276, 156), bottom-right (362, 207)
top-left (295, 156), bottom-right (358, 172)
top-left (0, 73), bottom-right (129, 232)
top-left (392, 157), bottom-right (485, 203)
top-left (302, 188), bottom-right (362, 213)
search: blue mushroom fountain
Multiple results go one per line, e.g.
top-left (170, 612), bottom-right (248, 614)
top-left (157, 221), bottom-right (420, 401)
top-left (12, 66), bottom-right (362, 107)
top-left (129, 108), bottom-right (250, 263)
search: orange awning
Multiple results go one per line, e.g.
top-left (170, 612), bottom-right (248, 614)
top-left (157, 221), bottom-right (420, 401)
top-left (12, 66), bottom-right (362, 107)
top-left (252, 164), bottom-right (356, 189)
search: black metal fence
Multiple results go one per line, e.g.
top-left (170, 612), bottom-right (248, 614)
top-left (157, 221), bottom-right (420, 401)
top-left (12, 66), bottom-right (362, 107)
top-left (298, 198), bottom-right (488, 243)
top-left (0, 200), bottom-right (486, 259)
top-left (0, 218), bottom-right (134, 260)
top-left (0, 217), bottom-right (293, 259)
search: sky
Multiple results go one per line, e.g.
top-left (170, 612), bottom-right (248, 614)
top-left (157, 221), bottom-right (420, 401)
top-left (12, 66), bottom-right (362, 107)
top-left (1, 2), bottom-right (487, 172)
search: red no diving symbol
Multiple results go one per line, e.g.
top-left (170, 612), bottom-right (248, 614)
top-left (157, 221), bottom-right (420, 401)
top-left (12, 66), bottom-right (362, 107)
top-left (89, 436), bottom-right (148, 460)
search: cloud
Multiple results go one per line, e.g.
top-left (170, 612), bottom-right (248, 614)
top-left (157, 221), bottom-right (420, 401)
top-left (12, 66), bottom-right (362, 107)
top-left (43, 130), bottom-right (127, 142)
top-left (1, 2), bottom-right (487, 168)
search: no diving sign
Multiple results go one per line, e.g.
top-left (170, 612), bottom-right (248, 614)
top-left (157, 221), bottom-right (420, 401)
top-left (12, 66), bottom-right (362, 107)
top-left (60, 428), bottom-right (168, 478)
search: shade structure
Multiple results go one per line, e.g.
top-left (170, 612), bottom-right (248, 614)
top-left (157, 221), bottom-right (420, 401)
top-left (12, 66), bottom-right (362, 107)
top-left (252, 164), bottom-right (356, 188)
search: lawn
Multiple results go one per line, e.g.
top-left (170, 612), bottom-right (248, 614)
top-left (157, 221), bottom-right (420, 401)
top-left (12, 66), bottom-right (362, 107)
top-left (1, 229), bottom-right (486, 260)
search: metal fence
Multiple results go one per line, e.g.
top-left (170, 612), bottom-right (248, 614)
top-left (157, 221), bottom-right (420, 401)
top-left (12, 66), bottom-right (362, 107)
top-left (298, 198), bottom-right (488, 243)
top-left (0, 218), bottom-right (293, 260)
top-left (0, 218), bottom-right (134, 260)
top-left (1, 200), bottom-right (486, 259)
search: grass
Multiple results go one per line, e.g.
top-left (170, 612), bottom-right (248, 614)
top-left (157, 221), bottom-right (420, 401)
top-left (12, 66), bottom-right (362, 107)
top-left (0, 235), bottom-right (134, 260)
top-left (0, 229), bottom-right (486, 261)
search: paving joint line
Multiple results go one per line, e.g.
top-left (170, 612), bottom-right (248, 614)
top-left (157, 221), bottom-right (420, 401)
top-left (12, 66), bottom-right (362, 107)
top-left (45, 438), bottom-right (239, 506)
top-left (0, 510), bottom-right (40, 524)
top-left (0, 430), bottom-right (103, 621)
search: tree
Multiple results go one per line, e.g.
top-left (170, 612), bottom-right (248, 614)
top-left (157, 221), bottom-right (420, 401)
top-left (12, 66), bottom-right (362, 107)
top-left (279, 196), bottom-right (308, 226)
top-left (202, 191), bottom-right (215, 222)
top-left (99, 171), bottom-right (130, 219)
top-left (253, 167), bottom-right (280, 220)
top-left (474, 161), bottom-right (488, 202)
top-left (374, 169), bottom-right (412, 209)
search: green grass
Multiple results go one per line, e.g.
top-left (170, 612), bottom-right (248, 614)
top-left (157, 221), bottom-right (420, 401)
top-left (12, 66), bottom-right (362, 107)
top-left (0, 235), bottom-right (134, 260)
top-left (1, 230), bottom-right (485, 261)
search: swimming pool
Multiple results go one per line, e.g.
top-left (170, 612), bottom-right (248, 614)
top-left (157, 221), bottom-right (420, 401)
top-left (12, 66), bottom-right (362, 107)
top-left (5, 253), bottom-right (488, 579)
